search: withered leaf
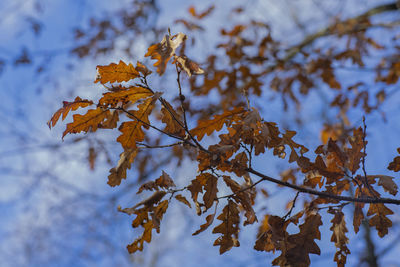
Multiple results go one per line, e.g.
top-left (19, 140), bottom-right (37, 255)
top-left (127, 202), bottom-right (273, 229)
top-left (137, 171), bottom-right (175, 194)
top-left (388, 148), bottom-right (400, 172)
top-left (108, 148), bottom-right (138, 187)
top-left (99, 86), bottom-right (153, 107)
top-left (203, 174), bottom-right (218, 211)
top-left (127, 221), bottom-right (153, 253)
top-left (145, 33), bottom-right (187, 75)
top-left (212, 200), bottom-right (240, 254)
top-left (175, 55), bottom-right (204, 77)
top-left (63, 108), bottom-right (110, 138)
top-left (273, 214), bottom-right (322, 266)
top-left (353, 202), bottom-right (364, 233)
top-left (117, 95), bottom-right (158, 149)
top-left (367, 203), bottom-right (393, 237)
top-left (368, 175), bottom-right (398, 196)
top-left (191, 107), bottom-right (245, 141)
top-left (161, 101), bottom-right (185, 136)
top-left (175, 194), bottom-right (191, 208)
top-left (329, 211), bottom-right (350, 266)
top-left (47, 96), bottom-right (93, 128)
top-left (192, 210), bottom-right (217, 236)
top-left (95, 60), bottom-right (140, 84)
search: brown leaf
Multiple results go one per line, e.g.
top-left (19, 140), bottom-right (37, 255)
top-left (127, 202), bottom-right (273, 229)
top-left (175, 55), bottom-right (204, 77)
top-left (145, 33), bottom-right (187, 75)
top-left (192, 208), bottom-right (217, 236)
top-left (95, 60), bottom-right (140, 84)
top-left (329, 210), bottom-right (350, 266)
top-left (161, 101), bottom-right (185, 136)
top-left (137, 171), bottom-right (175, 194)
top-left (346, 127), bottom-right (364, 174)
top-left (353, 202), bottom-right (364, 233)
top-left (99, 86), bottom-right (153, 108)
top-left (47, 96), bottom-right (93, 128)
top-left (175, 194), bottom-right (191, 208)
top-left (388, 148), bottom-right (400, 172)
top-left (108, 148), bottom-right (138, 187)
top-left (367, 203), bottom-right (393, 237)
top-left (63, 108), bottom-right (110, 138)
top-left (212, 200), bottom-right (240, 254)
top-left (367, 175), bottom-right (398, 196)
top-left (127, 221), bottom-right (153, 253)
top-left (135, 61), bottom-right (152, 77)
top-left (117, 95), bottom-right (158, 149)
top-left (203, 174), bottom-right (218, 210)
top-left (191, 107), bottom-right (245, 141)
top-left (273, 214), bottom-right (322, 266)
top-left (155, 171), bottom-right (176, 189)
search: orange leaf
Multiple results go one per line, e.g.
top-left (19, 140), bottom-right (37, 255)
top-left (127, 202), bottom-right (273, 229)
top-left (47, 96), bottom-right (93, 128)
top-left (116, 95), bottom-right (158, 149)
top-left (108, 148), bottom-right (138, 187)
top-left (145, 33), bottom-right (187, 75)
top-left (62, 108), bottom-right (110, 138)
top-left (191, 107), bottom-right (245, 141)
top-left (161, 102), bottom-right (185, 136)
top-left (99, 86), bottom-right (153, 107)
top-left (95, 60), bottom-right (140, 84)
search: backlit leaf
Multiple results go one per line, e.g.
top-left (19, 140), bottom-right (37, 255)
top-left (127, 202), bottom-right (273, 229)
top-left (48, 96), bottom-right (93, 128)
top-left (63, 108), bottom-right (110, 138)
top-left (95, 60), bottom-right (140, 84)
top-left (145, 33), bottom-right (187, 75)
top-left (191, 106), bottom-right (245, 141)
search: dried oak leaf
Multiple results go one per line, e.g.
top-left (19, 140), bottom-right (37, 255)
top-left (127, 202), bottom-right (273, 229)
top-left (99, 110), bottom-right (119, 129)
top-left (135, 61), bottom-right (152, 77)
top-left (223, 176), bottom-right (257, 225)
top-left (137, 171), bottom-right (176, 194)
top-left (353, 202), bottom-right (364, 233)
top-left (99, 86), bottom-right (153, 108)
top-left (127, 221), bottom-right (153, 253)
top-left (174, 55), bottom-right (204, 77)
top-left (48, 96), bottom-right (93, 128)
top-left (108, 148), bottom-right (138, 187)
top-left (367, 203), bottom-right (393, 237)
top-left (346, 127), bottom-right (364, 174)
top-left (367, 175), bottom-right (398, 196)
top-left (145, 33), bottom-right (187, 75)
top-left (254, 215), bottom-right (288, 253)
top-left (117, 94), bottom-right (159, 149)
top-left (191, 106), bottom-right (245, 141)
top-left (95, 60), bottom-right (140, 84)
top-left (161, 101), bottom-right (185, 136)
top-left (203, 174), bottom-right (218, 210)
top-left (329, 210), bottom-right (350, 267)
top-left (62, 108), bottom-right (110, 138)
top-left (273, 214), bottom-right (322, 267)
top-left (174, 194), bottom-right (191, 208)
top-left (193, 210), bottom-right (217, 236)
top-left (388, 148), bottom-right (400, 172)
top-left (212, 200), bottom-right (240, 254)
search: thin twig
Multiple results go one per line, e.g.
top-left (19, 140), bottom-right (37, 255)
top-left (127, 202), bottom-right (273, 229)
top-left (362, 116), bottom-right (378, 198)
top-left (283, 192), bottom-right (300, 219)
top-left (137, 141), bottom-right (184, 149)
